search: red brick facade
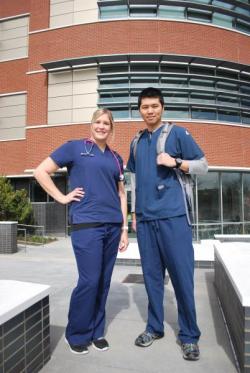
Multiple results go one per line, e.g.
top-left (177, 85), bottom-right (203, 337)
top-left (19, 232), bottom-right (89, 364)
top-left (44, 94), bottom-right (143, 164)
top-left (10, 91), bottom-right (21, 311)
top-left (1, 1), bottom-right (250, 176)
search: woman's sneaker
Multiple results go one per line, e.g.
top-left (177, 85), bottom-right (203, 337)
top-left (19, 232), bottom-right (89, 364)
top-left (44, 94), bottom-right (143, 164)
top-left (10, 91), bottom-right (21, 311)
top-left (65, 337), bottom-right (89, 355)
top-left (92, 338), bottom-right (109, 351)
top-left (135, 331), bottom-right (164, 347)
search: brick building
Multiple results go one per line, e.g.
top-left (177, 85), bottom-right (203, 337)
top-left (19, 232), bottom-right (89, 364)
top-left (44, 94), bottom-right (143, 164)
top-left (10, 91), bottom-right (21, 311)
top-left (1, 0), bottom-right (250, 238)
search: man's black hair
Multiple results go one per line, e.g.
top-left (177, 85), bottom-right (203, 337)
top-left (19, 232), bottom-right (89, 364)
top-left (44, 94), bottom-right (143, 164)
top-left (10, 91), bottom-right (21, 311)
top-left (138, 87), bottom-right (164, 109)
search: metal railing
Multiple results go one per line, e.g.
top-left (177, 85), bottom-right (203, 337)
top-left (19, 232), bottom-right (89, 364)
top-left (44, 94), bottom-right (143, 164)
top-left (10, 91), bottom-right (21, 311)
top-left (17, 224), bottom-right (46, 248)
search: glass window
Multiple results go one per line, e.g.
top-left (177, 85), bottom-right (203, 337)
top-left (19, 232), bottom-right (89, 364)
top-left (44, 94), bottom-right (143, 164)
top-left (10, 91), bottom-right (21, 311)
top-left (243, 173), bottom-right (250, 222)
top-left (216, 81), bottom-right (239, 93)
top-left (235, 19), bottom-right (250, 33)
top-left (158, 5), bottom-right (185, 18)
top-left (165, 106), bottom-right (189, 118)
top-left (213, 12), bottom-right (233, 28)
top-left (165, 91), bottom-right (189, 103)
top-left (242, 112), bottom-right (250, 124)
top-left (222, 173), bottom-right (242, 222)
top-left (30, 180), bottom-right (48, 202)
top-left (197, 172), bottom-right (220, 223)
top-left (161, 65), bottom-right (188, 74)
top-left (190, 92), bottom-right (215, 104)
top-left (99, 92), bottom-right (129, 103)
top-left (192, 107), bottom-right (217, 120)
top-left (187, 8), bottom-right (212, 22)
top-left (217, 95), bottom-right (239, 107)
top-left (111, 107), bottom-right (129, 119)
top-left (100, 6), bottom-right (127, 19)
top-left (189, 78), bottom-right (214, 89)
top-left (161, 77), bottom-right (188, 87)
top-left (130, 6), bottom-right (157, 17)
top-left (241, 98), bottom-right (250, 108)
top-left (97, 57), bottom-right (250, 122)
top-left (218, 110), bottom-right (240, 122)
top-left (241, 84), bottom-right (250, 94)
top-left (189, 66), bottom-right (214, 76)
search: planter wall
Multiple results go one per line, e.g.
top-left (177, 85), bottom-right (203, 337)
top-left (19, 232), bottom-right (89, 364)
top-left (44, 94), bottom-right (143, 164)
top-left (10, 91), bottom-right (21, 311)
top-left (0, 222), bottom-right (18, 254)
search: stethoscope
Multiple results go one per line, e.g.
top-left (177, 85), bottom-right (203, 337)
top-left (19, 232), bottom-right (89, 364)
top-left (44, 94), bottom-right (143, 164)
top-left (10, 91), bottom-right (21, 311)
top-left (81, 139), bottom-right (124, 181)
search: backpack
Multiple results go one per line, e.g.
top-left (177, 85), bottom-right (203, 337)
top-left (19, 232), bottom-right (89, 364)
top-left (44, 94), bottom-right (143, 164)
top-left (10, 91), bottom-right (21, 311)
top-left (131, 123), bottom-right (194, 226)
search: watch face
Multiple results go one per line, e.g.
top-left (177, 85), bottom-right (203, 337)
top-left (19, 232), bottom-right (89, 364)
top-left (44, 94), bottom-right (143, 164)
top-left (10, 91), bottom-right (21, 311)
top-left (175, 158), bottom-right (182, 167)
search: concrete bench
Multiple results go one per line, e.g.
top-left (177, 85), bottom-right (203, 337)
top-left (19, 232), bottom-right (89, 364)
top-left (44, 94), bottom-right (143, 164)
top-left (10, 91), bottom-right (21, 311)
top-left (214, 234), bottom-right (250, 242)
top-left (0, 280), bottom-right (50, 373)
top-left (214, 242), bottom-right (250, 373)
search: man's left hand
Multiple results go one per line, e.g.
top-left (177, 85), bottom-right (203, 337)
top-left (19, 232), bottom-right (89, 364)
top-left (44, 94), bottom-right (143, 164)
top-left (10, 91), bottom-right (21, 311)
top-left (157, 153), bottom-right (176, 168)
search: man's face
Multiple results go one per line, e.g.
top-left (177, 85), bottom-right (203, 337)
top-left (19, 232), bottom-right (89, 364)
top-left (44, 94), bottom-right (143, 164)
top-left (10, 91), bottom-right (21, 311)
top-left (139, 97), bottom-right (164, 129)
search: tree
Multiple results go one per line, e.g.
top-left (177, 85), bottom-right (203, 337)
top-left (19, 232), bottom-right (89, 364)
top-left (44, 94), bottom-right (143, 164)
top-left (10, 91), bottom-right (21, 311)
top-left (0, 177), bottom-right (34, 224)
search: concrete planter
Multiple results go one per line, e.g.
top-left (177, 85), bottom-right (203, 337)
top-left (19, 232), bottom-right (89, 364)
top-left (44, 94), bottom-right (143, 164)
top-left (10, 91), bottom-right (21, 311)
top-left (0, 221), bottom-right (18, 254)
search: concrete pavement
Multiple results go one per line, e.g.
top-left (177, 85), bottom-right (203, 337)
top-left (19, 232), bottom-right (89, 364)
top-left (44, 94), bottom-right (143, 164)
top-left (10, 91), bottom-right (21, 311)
top-left (0, 238), bottom-right (238, 373)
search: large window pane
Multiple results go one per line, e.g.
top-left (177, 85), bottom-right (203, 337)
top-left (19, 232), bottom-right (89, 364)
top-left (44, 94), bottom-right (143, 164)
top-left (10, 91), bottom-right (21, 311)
top-left (197, 172), bottom-right (220, 223)
top-left (222, 173), bottom-right (242, 222)
top-left (243, 173), bottom-right (250, 222)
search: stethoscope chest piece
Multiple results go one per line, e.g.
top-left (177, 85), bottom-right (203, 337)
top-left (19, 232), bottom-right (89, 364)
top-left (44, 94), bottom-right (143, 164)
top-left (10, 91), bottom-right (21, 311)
top-left (81, 140), bottom-right (95, 157)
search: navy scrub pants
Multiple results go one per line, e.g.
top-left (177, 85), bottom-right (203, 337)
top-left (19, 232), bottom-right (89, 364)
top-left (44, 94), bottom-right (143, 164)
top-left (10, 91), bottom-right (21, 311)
top-left (65, 224), bottom-right (121, 346)
top-left (136, 215), bottom-right (201, 344)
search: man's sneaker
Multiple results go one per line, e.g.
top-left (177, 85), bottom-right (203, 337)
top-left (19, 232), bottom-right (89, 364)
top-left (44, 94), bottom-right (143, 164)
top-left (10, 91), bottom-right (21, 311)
top-left (182, 343), bottom-right (200, 361)
top-left (135, 331), bottom-right (164, 347)
top-left (92, 338), bottom-right (109, 351)
top-left (65, 337), bottom-right (89, 355)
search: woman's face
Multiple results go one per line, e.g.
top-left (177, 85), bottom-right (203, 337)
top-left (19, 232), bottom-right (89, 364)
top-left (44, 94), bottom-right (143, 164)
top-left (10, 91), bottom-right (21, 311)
top-left (90, 113), bottom-right (112, 143)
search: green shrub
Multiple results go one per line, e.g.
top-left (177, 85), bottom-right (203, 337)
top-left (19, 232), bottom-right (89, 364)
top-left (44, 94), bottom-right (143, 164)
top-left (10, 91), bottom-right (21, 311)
top-left (0, 176), bottom-right (34, 224)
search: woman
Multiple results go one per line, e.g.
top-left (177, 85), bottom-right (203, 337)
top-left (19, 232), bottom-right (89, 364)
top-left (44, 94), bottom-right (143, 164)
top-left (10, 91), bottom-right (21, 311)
top-left (34, 108), bottom-right (129, 355)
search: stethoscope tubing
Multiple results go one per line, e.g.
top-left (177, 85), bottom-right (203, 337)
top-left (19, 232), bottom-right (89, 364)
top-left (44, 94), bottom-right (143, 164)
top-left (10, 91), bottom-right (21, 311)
top-left (81, 139), bottom-right (124, 181)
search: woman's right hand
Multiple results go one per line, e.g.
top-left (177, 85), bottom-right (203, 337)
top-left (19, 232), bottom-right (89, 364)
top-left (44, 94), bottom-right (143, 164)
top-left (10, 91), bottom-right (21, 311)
top-left (60, 187), bottom-right (85, 204)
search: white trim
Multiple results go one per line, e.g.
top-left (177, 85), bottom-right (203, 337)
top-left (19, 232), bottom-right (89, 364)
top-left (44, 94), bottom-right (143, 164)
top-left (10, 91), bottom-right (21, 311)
top-left (24, 167), bottom-right (66, 174)
top-left (6, 174), bottom-right (33, 178)
top-left (0, 138), bottom-right (25, 143)
top-left (0, 13), bottom-right (30, 22)
top-left (25, 119), bottom-right (250, 130)
top-left (28, 18), bottom-right (250, 38)
top-left (28, 21), bottom-right (98, 34)
top-left (0, 91), bottom-right (27, 97)
top-left (0, 56), bottom-right (28, 63)
top-left (208, 165), bottom-right (250, 172)
top-left (26, 122), bottom-right (90, 129)
top-left (26, 70), bottom-right (47, 75)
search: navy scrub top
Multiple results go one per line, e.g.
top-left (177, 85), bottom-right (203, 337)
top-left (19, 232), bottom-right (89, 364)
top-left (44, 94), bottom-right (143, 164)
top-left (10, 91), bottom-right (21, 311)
top-left (127, 124), bottom-right (204, 222)
top-left (50, 139), bottom-right (124, 224)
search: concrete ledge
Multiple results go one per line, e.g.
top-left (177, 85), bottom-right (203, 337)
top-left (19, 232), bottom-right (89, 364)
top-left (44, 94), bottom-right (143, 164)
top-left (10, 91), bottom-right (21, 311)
top-left (215, 234), bottom-right (250, 242)
top-left (116, 240), bottom-right (216, 268)
top-left (214, 242), bottom-right (250, 373)
top-left (0, 280), bottom-right (51, 373)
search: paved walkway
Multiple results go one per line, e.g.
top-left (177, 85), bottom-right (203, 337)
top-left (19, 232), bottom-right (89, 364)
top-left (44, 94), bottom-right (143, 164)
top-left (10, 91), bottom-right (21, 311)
top-left (0, 238), bottom-right (238, 373)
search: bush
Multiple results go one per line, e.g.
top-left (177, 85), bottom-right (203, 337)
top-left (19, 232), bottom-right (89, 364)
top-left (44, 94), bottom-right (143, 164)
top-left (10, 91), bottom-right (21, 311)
top-left (0, 177), bottom-right (34, 224)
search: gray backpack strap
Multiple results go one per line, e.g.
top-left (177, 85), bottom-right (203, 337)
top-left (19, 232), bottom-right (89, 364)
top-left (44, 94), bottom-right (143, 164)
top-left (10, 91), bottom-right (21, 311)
top-left (156, 122), bottom-right (174, 154)
top-left (132, 129), bottom-right (147, 159)
top-left (174, 170), bottom-right (194, 226)
top-left (156, 122), bottom-right (194, 226)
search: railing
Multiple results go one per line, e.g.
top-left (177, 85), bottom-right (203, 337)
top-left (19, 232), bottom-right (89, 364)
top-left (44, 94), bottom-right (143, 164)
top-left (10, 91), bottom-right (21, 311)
top-left (17, 224), bottom-right (46, 248)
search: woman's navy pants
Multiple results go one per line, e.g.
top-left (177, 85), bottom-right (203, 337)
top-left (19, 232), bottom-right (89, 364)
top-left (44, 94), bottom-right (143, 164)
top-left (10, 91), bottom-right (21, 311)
top-left (65, 224), bottom-right (121, 345)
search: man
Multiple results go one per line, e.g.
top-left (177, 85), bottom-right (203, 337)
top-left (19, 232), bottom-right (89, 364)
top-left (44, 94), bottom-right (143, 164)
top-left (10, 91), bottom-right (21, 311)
top-left (127, 87), bottom-right (208, 361)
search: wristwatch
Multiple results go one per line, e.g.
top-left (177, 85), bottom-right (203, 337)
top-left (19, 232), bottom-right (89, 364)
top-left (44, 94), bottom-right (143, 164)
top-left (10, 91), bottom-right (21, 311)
top-left (175, 158), bottom-right (183, 169)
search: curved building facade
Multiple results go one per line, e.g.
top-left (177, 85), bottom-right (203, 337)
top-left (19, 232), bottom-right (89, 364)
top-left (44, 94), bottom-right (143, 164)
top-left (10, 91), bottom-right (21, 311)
top-left (1, 0), bottom-right (250, 238)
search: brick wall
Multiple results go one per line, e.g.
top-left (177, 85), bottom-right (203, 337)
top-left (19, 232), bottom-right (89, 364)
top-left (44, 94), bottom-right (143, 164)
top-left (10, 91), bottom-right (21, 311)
top-left (0, 122), bottom-right (249, 175)
top-left (28, 21), bottom-right (250, 71)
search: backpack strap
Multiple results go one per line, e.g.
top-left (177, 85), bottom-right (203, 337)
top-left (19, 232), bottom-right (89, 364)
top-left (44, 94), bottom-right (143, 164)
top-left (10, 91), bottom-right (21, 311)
top-left (156, 122), bottom-right (174, 155)
top-left (132, 129), bottom-right (147, 159)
